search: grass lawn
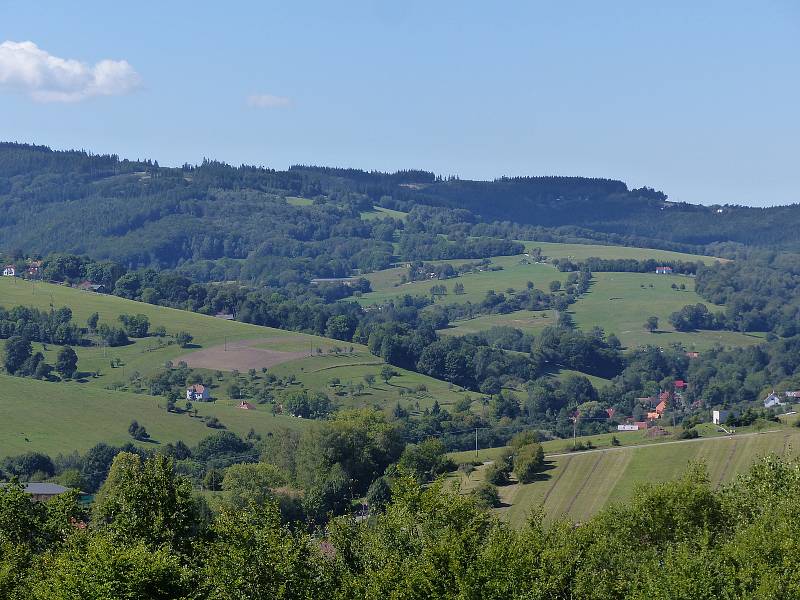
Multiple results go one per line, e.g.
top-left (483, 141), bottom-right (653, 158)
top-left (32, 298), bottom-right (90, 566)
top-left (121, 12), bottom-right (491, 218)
top-left (359, 255), bottom-right (565, 306)
top-left (451, 425), bottom-right (800, 526)
top-left (520, 241), bottom-right (724, 265)
top-left (360, 206), bottom-right (408, 221)
top-left (285, 196), bottom-right (314, 206)
top-left (438, 310), bottom-right (555, 337)
top-left (569, 272), bottom-right (766, 349)
top-left (0, 373), bottom-right (308, 457)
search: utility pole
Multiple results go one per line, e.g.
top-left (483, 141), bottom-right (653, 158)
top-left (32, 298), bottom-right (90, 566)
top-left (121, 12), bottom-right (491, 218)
top-left (572, 415), bottom-right (578, 449)
top-left (475, 428), bottom-right (479, 459)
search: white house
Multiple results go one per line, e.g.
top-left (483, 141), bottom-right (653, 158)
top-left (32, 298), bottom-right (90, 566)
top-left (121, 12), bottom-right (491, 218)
top-left (617, 424), bottom-right (639, 431)
top-left (2, 265), bottom-right (15, 277)
top-left (764, 391), bottom-right (783, 409)
top-left (186, 384), bottom-right (210, 401)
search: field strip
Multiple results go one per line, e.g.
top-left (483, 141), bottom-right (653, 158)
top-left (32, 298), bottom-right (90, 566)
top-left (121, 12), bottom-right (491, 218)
top-left (307, 361), bottom-right (384, 373)
top-left (564, 454), bottom-right (603, 516)
top-left (542, 456), bottom-right (572, 507)
top-left (717, 439), bottom-right (740, 484)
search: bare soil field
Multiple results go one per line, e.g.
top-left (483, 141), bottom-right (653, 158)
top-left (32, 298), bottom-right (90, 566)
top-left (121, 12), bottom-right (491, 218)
top-left (177, 338), bottom-right (309, 371)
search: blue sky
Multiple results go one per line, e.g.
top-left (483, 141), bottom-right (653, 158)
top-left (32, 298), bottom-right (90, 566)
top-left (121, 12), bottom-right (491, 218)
top-left (1, 0), bottom-right (798, 206)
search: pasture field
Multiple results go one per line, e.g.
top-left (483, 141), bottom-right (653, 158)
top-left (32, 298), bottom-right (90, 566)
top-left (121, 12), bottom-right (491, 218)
top-left (360, 206), bottom-right (408, 221)
top-left (359, 255), bottom-right (565, 306)
top-left (285, 196), bottom-right (314, 206)
top-left (438, 310), bottom-right (555, 337)
top-left (500, 428), bottom-right (800, 525)
top-left (0, 278), bottom-right (468, 457)
top-left (569, 272), bottom-right (765, 349)
top-left (0, 373), bottom-right (308, 457)
top-left (521, 241), bottom-right (723, 265)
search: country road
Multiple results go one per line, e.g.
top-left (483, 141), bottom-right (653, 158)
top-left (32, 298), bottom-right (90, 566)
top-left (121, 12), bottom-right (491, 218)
top-left (544, 428), bottom-right (786, 460)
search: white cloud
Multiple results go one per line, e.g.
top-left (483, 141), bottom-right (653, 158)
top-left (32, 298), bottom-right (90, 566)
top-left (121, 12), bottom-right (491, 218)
top-left (0, 40), bottom-right (141, 103)
top-left (246, 93), bottom-right (291, 109)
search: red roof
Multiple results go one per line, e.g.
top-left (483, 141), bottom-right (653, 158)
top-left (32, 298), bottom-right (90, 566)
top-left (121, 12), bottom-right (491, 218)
top-left (647, 411), bottom-right (661, 420)
top-left (655, 400), bottom-right (667, 414)
top-left (606, 408), bottom-right (615, 418)
top-left (634, 421), bottom-right (648, 429)
top-left (686, 351), bottom-right (700, 359)
top-left (674, 380), bottom-right (687, 389)
top-left (188, 384), bottom-right (205, 393)
top-left (238, 401), bottom-right (255, 410)
top-left (659, 391), bottom-right (671, 402)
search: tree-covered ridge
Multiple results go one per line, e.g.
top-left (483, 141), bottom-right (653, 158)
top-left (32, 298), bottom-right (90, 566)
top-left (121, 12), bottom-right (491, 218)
top-left (2, 143), bottom-right (800, 283)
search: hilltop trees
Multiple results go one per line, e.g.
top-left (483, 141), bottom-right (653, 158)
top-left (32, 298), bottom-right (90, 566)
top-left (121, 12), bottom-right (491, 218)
top-left (645, 315), bottom-right (659, 333)
top-left (3, 336), bottom-right (31, 374)
top-left (55, 346), bottom-right (78, 379)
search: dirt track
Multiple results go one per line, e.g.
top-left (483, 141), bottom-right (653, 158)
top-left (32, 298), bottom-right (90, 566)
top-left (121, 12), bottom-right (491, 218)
top-left (176, 338), bottom-right (308, 371)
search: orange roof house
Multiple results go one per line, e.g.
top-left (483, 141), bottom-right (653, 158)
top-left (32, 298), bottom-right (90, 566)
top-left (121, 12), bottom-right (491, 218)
top-left (647, 411), bottom-right (661, 420)
top-left (655, 400), bottom-right (667, 414)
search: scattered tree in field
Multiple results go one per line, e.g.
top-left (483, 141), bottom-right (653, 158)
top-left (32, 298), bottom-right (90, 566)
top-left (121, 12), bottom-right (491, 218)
top-left (87, 312), bottom-right (99, 332)
top-left (175, 331), bottom-right (193, 348)
top-left (645, 316), bottom-right (659, 333)
top-left (56, 346), bottom-right (79, 379)
top-left (549, 280), bottom-right (562, 292)
top-left (127, 420), bottom-right (149, 441)
top-left (363, 373), bottom-right (376, 387)
top-left (380, 365), bottom-right (396, 384)
top-left (453, 282), bottom-right (465, 295)
top-left (472, 483), bottom-right (501, 508)
top-left (513, 443), bottom-right (545, 483)
top-left (4, 336), bottom-right (32, 374)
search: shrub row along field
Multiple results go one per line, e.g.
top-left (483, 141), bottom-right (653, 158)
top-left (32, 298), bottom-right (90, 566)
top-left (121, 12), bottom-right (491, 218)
top-left (0, 277), bottom-right (467, 457)
top-left (451, 426), bottom-right (800, 526)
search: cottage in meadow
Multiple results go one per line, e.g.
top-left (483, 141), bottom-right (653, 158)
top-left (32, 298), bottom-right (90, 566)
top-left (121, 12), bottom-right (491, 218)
top-left (655, 266), bottom-right (673, 274)
top-left (186, 384), bottom-right (210, 401)
top-left (2, 264), bottom-right (16, 277)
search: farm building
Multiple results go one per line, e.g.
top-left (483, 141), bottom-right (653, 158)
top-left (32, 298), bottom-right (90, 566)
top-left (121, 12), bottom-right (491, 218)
top-left (2, 265), bottom-right (15, 276)
top-left (633, 421), bottom-right (648, 430)
top-left (617, 424), bottom-right (639, 431)
top-left (0, 482), bottom-right (72, 502)
top-left (26, 260), bottom-right (42, 277)
top-left (186, 384), bottom-right (210, 401)
top-left (712, 409), bottom-right (733, 425)
top-left (674, 380), bottom-right (687, 390)
top-left (764, 391), bottom-right (783, 409)
top-left (785, 391), bottom-right (800, 399)
top-left (655, 266), bottom-right (673, 274)
top-left (238, 401), bottom-right (255, 410)
top-left (77, 281), bottom-right (106, 293)
top-left (686, 351), bottom-right (700, 359)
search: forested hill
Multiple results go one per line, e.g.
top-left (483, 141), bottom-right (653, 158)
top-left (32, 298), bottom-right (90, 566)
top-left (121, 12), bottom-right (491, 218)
top-left (1, 143), bottom-right (798, 280)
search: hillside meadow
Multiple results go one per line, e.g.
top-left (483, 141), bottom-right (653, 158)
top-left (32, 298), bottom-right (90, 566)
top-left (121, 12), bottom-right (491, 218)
top-left (450, 422), bottom-right (800, 526)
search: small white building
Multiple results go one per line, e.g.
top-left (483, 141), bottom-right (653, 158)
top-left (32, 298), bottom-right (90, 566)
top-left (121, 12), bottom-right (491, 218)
top-left (2, 265), bottom-right (15, 277)
top-left (617, 424), bottom-right (639, 431)
top-left (712, 410), bottom-right (731, 425)
top-left (186, 384), bottom-right (210, 401)
top-left (764, 392), bottom-right (783, 409)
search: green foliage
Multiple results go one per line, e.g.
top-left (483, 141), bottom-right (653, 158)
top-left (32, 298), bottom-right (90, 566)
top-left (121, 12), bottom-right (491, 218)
top-left (92, 453), bottom-right (202, 553)
top-left (55, 346), bottom-right (78, 379)
top-left (513, 443), bottom-right (545, 484)
top-left (472, 482), bottom-right (501, 508)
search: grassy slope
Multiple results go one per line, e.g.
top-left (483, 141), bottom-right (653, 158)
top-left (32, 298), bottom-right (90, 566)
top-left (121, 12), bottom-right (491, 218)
top-left (569, 272), bottom-right (765, 349)
top-left (0, 373), bottom-right (308, 457)
top-left (0, 278), bottom-right (468, 457)
top-left (438, 310), bottom-right (556, 337)
top-left (501, 428), bottom-right (800, 525)
top-left (359, 256), bottom-right (566, 305)
top-left (522, 241), bottom-right (724, 265)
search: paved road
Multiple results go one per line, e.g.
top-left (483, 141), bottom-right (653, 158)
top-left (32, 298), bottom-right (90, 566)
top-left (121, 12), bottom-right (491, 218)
top-left (544, 428), bottom-right (786, 460)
